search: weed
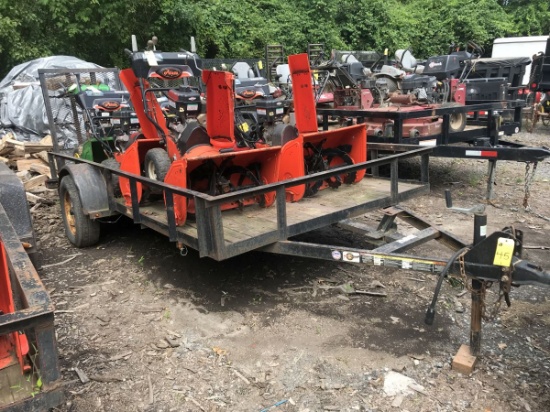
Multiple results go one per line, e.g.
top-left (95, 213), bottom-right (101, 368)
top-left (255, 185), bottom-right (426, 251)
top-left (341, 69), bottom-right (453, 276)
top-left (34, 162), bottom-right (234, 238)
top-left (468, 174), bottom-right (481, 187)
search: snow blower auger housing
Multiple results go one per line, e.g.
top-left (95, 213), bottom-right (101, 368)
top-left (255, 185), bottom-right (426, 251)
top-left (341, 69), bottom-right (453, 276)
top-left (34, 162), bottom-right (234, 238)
top-left (289, 53), bottom-right (367, 196)
top-left (116, 47), bottom-right (305, 226)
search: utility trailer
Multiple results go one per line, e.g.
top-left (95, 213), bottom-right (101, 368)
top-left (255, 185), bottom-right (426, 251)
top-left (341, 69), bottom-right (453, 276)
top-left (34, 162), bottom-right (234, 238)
top-left (44, 143), bottom-right (550, 362)
top-left (0, 166), bottom-right (62, 411)
top-left (41, 59), bottom-right (550, 366)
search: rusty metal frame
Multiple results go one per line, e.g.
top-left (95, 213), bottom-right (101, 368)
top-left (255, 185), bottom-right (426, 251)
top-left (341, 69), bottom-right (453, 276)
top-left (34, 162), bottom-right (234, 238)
top-left (0, 202), bottom-right (63, 411)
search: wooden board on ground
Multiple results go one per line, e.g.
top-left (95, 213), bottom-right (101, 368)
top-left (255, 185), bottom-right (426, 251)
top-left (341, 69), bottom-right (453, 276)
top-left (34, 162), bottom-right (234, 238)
top-left (16, 159), bottom-right (39, 172)
top-left (29, 163), bottom-right (51, 178)
top-left (0, 134), bottom-right (53, 157)
top-left (23, 175), bottom-right (48, 191)
top-left (0, 362), bottom-right (36, 405)
top-left (32, 151), bottom-right (50, 164)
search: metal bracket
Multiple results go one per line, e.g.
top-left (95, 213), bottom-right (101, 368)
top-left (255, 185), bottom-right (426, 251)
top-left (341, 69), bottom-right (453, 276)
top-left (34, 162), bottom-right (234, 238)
top-left (445, 189), bottom-right (485, 214)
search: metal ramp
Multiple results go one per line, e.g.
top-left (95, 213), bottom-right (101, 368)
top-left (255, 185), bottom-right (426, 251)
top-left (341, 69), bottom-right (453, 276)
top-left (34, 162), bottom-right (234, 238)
top-left (265, 44), bottom-right (285, 83)
top-left (307, 43), bottom-right (326, 65)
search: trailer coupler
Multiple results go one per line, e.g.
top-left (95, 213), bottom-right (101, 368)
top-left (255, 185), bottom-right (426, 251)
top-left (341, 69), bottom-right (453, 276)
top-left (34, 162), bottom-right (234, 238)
top-left (426, 228), bottom-right (550, 325)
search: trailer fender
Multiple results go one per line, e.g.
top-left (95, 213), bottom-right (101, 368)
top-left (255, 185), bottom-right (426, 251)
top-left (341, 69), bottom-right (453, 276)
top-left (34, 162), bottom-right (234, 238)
top-left (58, 163), bottom-right (110, 216)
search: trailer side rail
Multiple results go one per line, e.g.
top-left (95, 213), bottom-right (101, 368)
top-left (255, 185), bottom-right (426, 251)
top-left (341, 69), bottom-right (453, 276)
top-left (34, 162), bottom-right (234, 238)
top-left (0, 203), bottom-right (62, 411)
top-left (49, 146), bottom-right (432, 260)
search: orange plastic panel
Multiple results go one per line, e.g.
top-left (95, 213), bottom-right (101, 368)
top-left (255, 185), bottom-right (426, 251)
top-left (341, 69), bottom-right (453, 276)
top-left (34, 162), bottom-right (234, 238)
top-left (288, 54), bottom-right (318, 133)
top-left (202, 70), bottom-right (235, 142)
top-left (278, 136), bottom-right (306, 202)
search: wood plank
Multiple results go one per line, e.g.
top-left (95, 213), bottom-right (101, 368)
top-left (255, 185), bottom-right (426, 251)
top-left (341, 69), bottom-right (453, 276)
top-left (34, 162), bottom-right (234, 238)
top-left (26, 192), bottom-right (46, 205)
top-left (32, 151), bottom-right (49, 164)
top-left (29, 163), bottom-right (51, 178)
top-left (0, 363), bottom-right (15, 405)
top-left (16, 159), bottom-right (41, 172)
top-left (6, 362), bottom-right (36, 403)
top-left (39, 135), bottom-right (52, 146)
top-left (223, 213), bottom-right (278, 239)
top-left (23, 175), bottom-right (48, 191)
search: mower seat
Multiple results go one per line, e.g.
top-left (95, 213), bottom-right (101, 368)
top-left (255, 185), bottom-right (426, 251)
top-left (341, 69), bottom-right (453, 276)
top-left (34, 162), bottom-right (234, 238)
top-left (276, 64), bottom-right (291, 85)
top-left (232, 62), bottom-right (255, 79)
top-left (396, 49), bottom-right (424, 73)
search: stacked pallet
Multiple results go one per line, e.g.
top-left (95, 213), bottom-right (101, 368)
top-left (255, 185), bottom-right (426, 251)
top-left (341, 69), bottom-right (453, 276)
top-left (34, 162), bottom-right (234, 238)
top-left (0, 133), bottom-right (55, 207)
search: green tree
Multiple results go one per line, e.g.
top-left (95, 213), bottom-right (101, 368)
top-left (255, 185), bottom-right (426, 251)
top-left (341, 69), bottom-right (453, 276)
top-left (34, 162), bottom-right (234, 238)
top-left (0, 0), bottom-right (57, 74)
top-left (499, 0), bottom-right (550, 36)
top-left (0, 0), bottom-right (548, 78)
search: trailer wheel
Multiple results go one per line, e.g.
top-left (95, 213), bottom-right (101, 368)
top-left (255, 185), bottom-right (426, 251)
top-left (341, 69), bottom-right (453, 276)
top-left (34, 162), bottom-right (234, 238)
top-left (59, 176), bottom-right (100, 247)
top-left (101, 158), bottom-right (121, 197)
top-left (144, 148), bottom-right (171, 194)
top-left (449, 111), bottom-right (466, 133)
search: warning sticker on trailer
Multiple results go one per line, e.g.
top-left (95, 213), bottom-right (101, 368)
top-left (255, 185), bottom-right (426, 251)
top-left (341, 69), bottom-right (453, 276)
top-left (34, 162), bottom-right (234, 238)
top-left (465, 150), bottom-right (498, 158)
top-left (419, 139), bottom-right (437, 147)
top-left (331, 250), bottom-right (342, 260)
top-left (343, 251), bottom-right (360, 263)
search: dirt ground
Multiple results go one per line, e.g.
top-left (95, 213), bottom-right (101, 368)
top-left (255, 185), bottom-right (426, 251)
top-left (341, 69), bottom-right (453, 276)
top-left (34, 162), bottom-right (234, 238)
top-left (32, 123), bottom-right (550, 412)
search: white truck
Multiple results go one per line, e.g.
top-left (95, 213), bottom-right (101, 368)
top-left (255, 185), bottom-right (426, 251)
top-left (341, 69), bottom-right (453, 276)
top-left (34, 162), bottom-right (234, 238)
top-left (492, 35), bottom-right (550, 85)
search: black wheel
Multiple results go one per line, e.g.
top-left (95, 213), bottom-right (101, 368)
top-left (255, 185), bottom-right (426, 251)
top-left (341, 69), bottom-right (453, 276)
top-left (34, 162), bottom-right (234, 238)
top-left (449, 111), bottom-right (467, 133)
top-left (101, 158), bottom-right (121, 197)
top-left (59, 176), bottom-right (100, 247)
top-left (144, 148), bottom-right (171, 194)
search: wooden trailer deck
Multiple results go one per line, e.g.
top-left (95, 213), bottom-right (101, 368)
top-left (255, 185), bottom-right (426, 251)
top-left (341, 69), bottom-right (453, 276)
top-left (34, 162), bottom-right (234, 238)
top-left (113, 176), bottom-right (429, 260)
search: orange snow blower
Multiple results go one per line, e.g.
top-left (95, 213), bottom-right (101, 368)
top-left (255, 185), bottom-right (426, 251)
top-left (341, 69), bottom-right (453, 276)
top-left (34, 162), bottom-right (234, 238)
top-left (117, 48), bottom-right (304, 226)
top-left (288, 53), bottom-right (367, 196)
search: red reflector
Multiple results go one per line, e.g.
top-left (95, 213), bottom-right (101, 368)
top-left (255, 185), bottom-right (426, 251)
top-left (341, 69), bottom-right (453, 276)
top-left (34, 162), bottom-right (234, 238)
top-left (481, 151), bottom-right (498, 157)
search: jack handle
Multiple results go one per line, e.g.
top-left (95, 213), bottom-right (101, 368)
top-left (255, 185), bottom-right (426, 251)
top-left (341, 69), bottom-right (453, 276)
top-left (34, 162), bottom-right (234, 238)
top-left (444, 189), bottom-right (485, 214)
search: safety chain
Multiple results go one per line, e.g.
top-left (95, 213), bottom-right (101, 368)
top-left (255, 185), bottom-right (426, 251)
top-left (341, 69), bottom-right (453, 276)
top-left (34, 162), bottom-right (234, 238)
top-left (457, 252), bottom-right (512, 322)
top-left (481, 267), bottom-right (513, 322)
top-left (523, 161), bottom-right (538, 211)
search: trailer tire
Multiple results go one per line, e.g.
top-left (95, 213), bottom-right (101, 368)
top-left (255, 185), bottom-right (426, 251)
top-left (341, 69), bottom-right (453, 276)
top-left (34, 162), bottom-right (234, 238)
top-left (59, 176), bottom-right (100, 248)
top-left (101, 158), bottom-right (121, 197)
top-left (449, 111), bottom-right (466, 133)
top-left (144, 148), bottom-right (171, 194)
